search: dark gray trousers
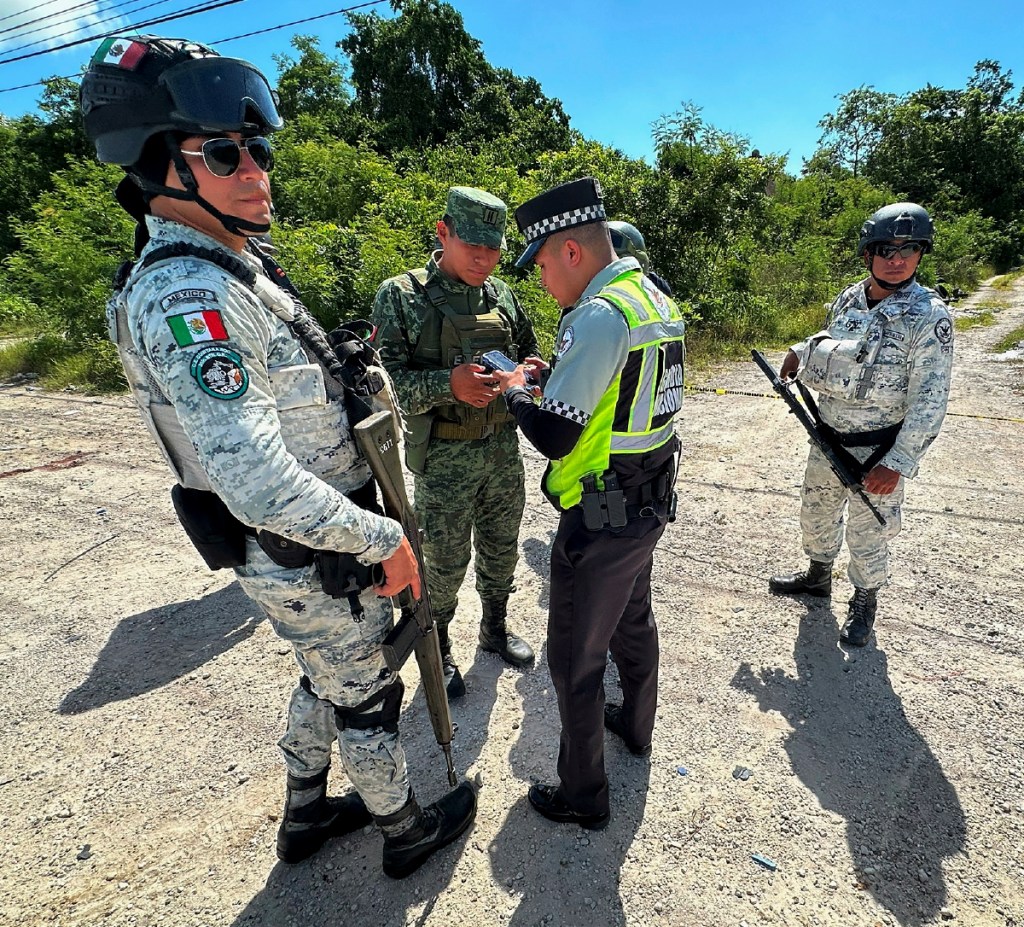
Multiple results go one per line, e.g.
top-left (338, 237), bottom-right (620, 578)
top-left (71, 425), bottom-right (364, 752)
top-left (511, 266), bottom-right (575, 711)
top-left (547, 507), bottom-right (666, 816)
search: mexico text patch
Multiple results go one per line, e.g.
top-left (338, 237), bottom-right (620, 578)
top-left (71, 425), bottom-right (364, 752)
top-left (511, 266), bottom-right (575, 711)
top-left (190, 346), bottom-right (249, 400)
top-left (161, 288), bottom-right (218, 311)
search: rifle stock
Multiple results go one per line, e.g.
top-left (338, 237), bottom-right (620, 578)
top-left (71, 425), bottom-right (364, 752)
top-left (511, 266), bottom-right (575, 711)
top-left (751, 350), bottom-right (886, 527)
top-left (353, 410), bottom-right (457, 787)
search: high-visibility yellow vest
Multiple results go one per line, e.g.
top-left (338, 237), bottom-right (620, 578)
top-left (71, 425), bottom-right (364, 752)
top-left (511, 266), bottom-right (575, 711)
top-left (546, 270), bottom-right (685, 509)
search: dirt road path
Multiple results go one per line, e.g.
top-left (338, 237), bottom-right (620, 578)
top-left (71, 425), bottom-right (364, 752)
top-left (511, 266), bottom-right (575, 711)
top-left (1, 282), bottom-right (1022, 927)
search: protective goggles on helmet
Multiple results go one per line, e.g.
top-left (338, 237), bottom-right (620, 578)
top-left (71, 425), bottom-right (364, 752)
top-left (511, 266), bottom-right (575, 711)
top-left (158, 56), bottom-right (283, 134)
top-left (179, 136), bottom-right (273, 177)
top-left (871, 242), bottom-right (925, 259)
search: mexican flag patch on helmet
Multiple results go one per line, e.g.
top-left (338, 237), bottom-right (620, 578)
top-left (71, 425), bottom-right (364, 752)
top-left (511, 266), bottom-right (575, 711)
top-left (91, 37), bottom-right (148, 70)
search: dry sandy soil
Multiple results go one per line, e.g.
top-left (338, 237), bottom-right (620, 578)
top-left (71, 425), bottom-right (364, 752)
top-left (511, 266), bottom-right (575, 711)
top-left (1, 280), bottom-right (1022, 927)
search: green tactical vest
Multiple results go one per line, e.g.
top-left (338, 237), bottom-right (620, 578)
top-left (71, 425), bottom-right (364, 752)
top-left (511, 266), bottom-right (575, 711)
top-left (546, 270), bottom-right (686, 509)
top-left (402, 268), bottom-right (517, 472)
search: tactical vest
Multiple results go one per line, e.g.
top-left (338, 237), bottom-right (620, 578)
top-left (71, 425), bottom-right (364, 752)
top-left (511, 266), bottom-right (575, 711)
top-left (108, 241), bottom-right (393, 493)
top-left (546, 271), bottom-right (686, 510)
top-left (402, 267), bottom-right (516, 455)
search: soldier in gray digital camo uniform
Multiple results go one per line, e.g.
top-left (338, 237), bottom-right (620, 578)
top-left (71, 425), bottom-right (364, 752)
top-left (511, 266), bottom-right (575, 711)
top-left (769, 203), bottom-right (954, 647)
top-left (370, 187), bottom-right (541, 698)
top-left (81, 34), bottom-right (474, 880)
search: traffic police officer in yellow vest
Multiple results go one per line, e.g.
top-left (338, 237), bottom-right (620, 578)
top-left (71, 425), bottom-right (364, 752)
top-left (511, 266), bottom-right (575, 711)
top-left (493, 178), bottom-right (685, 828)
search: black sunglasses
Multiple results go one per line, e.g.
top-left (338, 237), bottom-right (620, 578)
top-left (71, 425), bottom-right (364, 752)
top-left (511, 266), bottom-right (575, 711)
top-left (179, 136), bottom-right (274, 177)
top-left (872, 241), bottom-right (924, 259)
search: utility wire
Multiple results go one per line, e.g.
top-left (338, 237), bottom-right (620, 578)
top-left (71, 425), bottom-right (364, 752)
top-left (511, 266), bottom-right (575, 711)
top-left (0, 0), bottom-right (72, 27)
top-left (0, 0), bottom-right (244, 66)
top-left (0, 0), bottom-right (110, 40)
top-left (0, 0), bottom-right (386, 92)
top-left (0, 0), bottom-right (182, 55)
top-left (213, 0), bottom-right (385, 43)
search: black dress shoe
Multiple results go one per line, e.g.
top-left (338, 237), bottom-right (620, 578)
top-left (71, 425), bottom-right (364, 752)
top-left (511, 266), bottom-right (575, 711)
top-left (527, 784), bottom-right (609, 830)
top-left (603, 704), bottom-right (652, 757)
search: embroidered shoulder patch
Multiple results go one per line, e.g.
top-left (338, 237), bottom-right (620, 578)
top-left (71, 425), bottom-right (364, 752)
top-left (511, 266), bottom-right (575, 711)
top-left (161, 288), bottom-right (218, 311)
top-left (934, 318), bottom-right (953, 345)
top-left (555, 326), bottom-right (575, 359)
top-left (167, 308), bottom-right (228, 347)
top-left (190, 346), bottom-right (249, 400)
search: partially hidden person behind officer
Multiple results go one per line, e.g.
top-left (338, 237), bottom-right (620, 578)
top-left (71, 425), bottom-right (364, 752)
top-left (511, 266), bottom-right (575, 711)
top-left (370, 187), bottom-right (541, 699)
top-left (81, 34), bottom-right (474, 878)
top-left (492, 178), bottom-right (685, 828)
top-left (608, 220), bottom-right (674, 297)
top-left (768, 203), bottom-right (954, 647)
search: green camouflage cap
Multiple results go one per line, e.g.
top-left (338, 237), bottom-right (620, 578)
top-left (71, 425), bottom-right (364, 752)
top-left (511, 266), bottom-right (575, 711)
top-left (445, 186), bottom-right (507, 250)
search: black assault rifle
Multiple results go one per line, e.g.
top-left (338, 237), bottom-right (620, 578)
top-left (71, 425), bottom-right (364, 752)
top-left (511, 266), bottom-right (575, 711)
top-left (354, 410), bottom-right (457, 787)
top-left (750, 350), bottom-right (886, 527)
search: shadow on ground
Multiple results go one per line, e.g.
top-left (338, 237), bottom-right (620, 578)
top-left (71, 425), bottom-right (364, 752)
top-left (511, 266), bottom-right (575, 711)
top-left (732, 606), bottom-right (967, 927)
top-left (59, 583), bottom-right (262, 714)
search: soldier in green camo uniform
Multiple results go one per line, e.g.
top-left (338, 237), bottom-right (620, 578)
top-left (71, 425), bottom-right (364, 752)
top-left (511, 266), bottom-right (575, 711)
top-left (370, 187), bottom-right (540, 698)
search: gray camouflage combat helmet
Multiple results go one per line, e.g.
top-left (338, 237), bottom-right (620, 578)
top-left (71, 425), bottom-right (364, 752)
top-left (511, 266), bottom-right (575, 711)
top-left (608, 220), bottom-right (651, 271)
top-left (81, 35), bottom-right (283, 236)
top-left (857, 202), bottom-right (934, 256)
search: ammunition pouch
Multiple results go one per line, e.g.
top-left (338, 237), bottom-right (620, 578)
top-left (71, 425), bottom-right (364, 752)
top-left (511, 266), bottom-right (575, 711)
top-left (404, 411), bottom-right (435, 475)
top-left (578, 464), bottom-right (678, 531)
top-left (169, 485), bottom-right (247, 570)
top-left (256, 530), bottom-right (314, 569)
top-left (256, 481), bottom-right (384, 615)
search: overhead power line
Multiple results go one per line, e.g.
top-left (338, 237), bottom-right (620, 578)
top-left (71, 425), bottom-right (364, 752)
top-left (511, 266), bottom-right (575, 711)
top-left (0, 0), bottom-right (72, 27)
top-left (0, 0), bottom-right (182, 56)
top-left (0, 0), bottom-right (110, 40)
top-left (0, 0), bottom-right (387, 93)
top-left (0, 0), bottom-right (244, 66)
top-left (213, 0), bottom-right (386, 43)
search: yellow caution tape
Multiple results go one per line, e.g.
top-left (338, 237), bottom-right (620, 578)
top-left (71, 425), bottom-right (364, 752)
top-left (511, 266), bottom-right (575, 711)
top-left (684, 384), bottom-right (1024, 424)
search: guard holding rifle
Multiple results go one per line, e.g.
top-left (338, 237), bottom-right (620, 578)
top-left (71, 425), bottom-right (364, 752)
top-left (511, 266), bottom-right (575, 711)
top-left (82, 34), bottom-right (474, 878)
top-left (494, 178), bottom-right (685, 829)
top-left (766, 203), bottom-right (954, 646)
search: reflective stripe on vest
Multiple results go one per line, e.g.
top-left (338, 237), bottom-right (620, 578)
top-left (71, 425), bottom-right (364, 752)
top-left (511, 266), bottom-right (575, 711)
top-left (546, 270), bottom-right (685, 509)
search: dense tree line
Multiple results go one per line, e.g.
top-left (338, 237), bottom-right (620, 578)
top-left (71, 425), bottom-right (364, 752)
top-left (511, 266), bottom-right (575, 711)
top-left (0, 0), bottom-right (1016, 390)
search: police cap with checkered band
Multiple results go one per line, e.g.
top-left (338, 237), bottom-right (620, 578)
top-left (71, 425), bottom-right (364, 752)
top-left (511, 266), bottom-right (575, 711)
top-left (514, 177), bottom-right (607, 268)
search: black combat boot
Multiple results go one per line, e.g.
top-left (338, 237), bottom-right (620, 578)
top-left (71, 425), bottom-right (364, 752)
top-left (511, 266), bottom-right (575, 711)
top-left (436, 622), bottom-right (466, 700)
top-left (479, 597), bottom-right (535, 668)
top-left (275, 766), bottom-right (372, 864)
top-left (840, 587), bottom-right (878, 647)
top-left (768, 559), bottom-right (833, 597)
top-left (377, 782), bottom-right (478, 879)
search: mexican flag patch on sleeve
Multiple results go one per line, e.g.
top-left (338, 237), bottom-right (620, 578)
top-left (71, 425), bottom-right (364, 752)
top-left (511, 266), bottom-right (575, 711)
top-left (166, 309), bottom-right (229, 346)
top-left (91, 37), bottom-right (148, 70)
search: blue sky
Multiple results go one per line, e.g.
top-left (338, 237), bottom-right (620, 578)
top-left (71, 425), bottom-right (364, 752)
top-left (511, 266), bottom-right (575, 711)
top-left (1, 0), bottom-right (1023, 171)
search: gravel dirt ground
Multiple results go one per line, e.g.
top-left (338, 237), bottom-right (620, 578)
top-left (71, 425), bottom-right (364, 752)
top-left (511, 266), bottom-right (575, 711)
top-left (1, 280), bottom-right (1022, 927)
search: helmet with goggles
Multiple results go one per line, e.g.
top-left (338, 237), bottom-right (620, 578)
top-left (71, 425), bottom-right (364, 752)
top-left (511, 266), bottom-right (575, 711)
top-left (81, 35), bottom-right (283, 237)
top-left (856, 202), bottom-right (934, 257)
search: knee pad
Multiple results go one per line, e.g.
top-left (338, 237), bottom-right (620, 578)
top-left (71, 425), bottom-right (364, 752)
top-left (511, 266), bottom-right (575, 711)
top-left (334, 677), bottom-right (404, 734)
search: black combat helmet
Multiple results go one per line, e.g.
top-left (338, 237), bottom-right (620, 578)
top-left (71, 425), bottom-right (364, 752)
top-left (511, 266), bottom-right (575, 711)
top-left (81, 35), bottom-right (283, 236)
top-left (857, 202), bottom-right (934, 256)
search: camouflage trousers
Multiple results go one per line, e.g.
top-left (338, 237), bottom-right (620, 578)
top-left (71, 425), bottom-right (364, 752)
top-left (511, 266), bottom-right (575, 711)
top-left (414, 426), bottom-right (525, 622)
top-left (235, 536), bottom-right (410, 817)
top-left (800, 444), bottom-right (904, 589)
